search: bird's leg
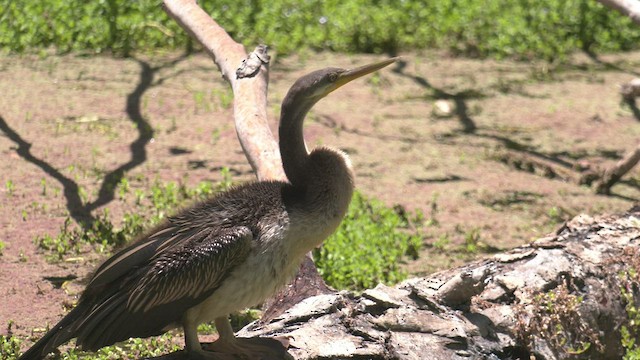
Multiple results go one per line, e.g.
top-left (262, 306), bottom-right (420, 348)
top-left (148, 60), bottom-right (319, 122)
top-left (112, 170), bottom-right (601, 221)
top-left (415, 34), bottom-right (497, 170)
top-left (183, 318), bottom-right (203, 354)
top-left (214, 316), bottom-right (235, 340)
top-left (204, 316), bottom-right (258, 358)
top-left (202, 316), bottom-right (290, 359)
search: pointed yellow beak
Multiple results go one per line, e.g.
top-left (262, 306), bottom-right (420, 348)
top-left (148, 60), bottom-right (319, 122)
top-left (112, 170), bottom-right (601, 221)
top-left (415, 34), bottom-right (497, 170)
top-left (334, 57), bottom-right (399, 89)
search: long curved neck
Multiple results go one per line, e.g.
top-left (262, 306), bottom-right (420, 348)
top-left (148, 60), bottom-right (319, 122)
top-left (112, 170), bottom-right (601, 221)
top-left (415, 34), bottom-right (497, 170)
top-left (279, 96), bottom-right (317, 187)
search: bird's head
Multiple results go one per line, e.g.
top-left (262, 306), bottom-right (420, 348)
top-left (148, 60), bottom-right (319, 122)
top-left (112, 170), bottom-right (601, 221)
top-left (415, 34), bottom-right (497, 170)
top-left (285, 57), bottom-right (398, 106)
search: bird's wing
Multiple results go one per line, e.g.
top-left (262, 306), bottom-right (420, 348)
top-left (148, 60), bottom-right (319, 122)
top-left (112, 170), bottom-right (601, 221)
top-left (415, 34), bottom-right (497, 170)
top-left (85, 217), bottom-right (223, 294)
top-left (83, 226), bottom-right (173, 296)
top-left (125, 226), bottom-right (253, 313)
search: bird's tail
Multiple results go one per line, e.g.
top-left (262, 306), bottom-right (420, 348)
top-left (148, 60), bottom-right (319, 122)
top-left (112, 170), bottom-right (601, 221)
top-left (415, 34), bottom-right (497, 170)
top-left (17, 302), bottom-right (89, 360)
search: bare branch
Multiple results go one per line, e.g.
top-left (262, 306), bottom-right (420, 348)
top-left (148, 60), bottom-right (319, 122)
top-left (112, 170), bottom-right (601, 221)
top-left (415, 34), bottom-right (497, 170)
top-left (162, 0), bottom-right (285, 181)
top-left (621, 77), bottom-right (640, 100)
top-left (595, 143), bottom-right (640, 194)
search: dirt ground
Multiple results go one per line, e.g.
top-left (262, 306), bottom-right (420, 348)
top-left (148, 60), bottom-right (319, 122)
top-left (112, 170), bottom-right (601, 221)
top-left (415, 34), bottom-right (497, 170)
top-left (2, 50), bottom-right (640, 348)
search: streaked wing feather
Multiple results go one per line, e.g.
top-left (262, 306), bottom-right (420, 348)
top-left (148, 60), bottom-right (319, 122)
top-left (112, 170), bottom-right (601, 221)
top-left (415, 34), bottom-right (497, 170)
top-left (127, 226), bottom-right (252, 313)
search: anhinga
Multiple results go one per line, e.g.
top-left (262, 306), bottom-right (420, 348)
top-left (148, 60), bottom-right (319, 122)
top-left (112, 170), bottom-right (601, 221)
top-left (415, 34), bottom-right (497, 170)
top-left (18, 57), bottom-right (397, 359)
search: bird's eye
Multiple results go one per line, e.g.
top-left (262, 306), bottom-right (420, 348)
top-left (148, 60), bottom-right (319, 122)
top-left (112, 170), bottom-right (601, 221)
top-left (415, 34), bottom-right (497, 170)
top-left (328, 73), bottom-right (338, 82)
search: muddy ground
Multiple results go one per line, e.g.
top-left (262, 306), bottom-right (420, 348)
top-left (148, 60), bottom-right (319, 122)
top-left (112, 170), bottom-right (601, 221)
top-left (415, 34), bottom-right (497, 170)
top-left (1, 50), bottom-right (639, 348)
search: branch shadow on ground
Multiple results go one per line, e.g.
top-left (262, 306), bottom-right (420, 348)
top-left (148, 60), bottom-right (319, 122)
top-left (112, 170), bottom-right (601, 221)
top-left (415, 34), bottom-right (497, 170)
top-left (583, 50), bottom-right (640, 78)
top-left (389, 60), bottom-right (572, 171)
top-left (314, 114), bottom-right (420, 144)
top-left (0, 115), bottom-right (91, 224)
top-left (387, 59), bottom-right (640, 200)
top-left (1, 54), bottom-right (189, 229)
top-left (392, 59), bottom-right (479, 134)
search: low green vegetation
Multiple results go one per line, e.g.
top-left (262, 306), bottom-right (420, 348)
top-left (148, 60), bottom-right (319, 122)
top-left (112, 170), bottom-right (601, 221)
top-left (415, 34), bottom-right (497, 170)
top-left (620, 267), bottom-right (640, 359)
top-left (5, 179), bottom-right (14, 196)
top-left (0, 334), bottom-right (21, 359)
top-left (314, 191), bottom-right (422, 290)
top-left (4, 323), bottom-right (183, 360)
top-left (2, 0), bottom-right (639, 60)
top-left (35, 177), bottom-right (224, 261)
top-left (516, 284), bottom-right (601, 357)
top-left (59, 333), bottom-right (180, 360)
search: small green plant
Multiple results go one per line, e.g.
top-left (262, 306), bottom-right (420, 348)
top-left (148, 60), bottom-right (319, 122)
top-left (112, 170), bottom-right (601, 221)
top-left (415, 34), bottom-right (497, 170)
top-left (118, 177), bottom-right (130, 199)
top-left (212, 88), bottom-right (233, 109)
top-left (40, 178), bottom-right (47, 196)
top-left (620, 263), bottom-right (640, 359)
top-left (216, 167), bottom-right (233, 192)
top-left (428, 192), bottom-right (440, 226)
top-left (211, 128), bottom-right (221, 145)
top-left (0, 240), bottom-right (5, 256)
top-left (433, 233), bottom-right (450, 251)
top-left (547, 206), bottom-right (570, 224)
top-left (463, 227), bottom-right (482, 254)
top-left (36, 217), bottom-right (79, 261)
top-left (5, 180), bottom-right (14, 196)
top-left (314, 191), bottom-right (422, 290)
top-left (0, 334), bottom-right (21, 359)
top-left (230, 309), bottom-right (261, 331)
top-left (192, 89), bottom-right (211, 114)
top-left (46, 331), bottom-right (182, 360)
top-left (516, 283), bottom-right (601, 357)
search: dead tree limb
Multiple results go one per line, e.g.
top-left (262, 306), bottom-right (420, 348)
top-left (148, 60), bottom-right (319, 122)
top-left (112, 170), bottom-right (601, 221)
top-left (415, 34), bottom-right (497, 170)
top-left (595, 143), bottom-right (640, 194)
top-left (596, 0), bottom-right (640, 25)
top-left (163, 0), bottom-right (283, 181)
top-left (621, 78), bottom-right (640, 100)
top-left (162, 0), bottom-right (331, 325)
top-left (240, 209), bottom-right (640, 359)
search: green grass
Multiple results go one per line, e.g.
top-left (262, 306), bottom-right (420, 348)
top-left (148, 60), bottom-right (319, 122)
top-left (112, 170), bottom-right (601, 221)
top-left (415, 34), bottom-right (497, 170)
top-left (621, 268), bottom-right (640, 359)
top-left (1, 0), bottom-right (640, 60)
top-left (1, 335), bottom-right (21, 359)
top-left (314, 191), bottom-right (422, 290)
top-left (5, 179), bottom-right (14, 196)
top-left (34, 177), bottom-right (223, 262)
top-left (43, 333), bottom-right (180, 360)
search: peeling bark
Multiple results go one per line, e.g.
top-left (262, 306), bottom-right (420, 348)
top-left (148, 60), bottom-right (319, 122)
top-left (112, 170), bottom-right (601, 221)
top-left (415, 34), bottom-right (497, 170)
top-left (240, 209), bottom-right (640, 359)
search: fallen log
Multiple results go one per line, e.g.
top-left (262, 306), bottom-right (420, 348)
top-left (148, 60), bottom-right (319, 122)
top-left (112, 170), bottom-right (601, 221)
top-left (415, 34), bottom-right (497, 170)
top-left (239, 208), bottom-right (640, 359)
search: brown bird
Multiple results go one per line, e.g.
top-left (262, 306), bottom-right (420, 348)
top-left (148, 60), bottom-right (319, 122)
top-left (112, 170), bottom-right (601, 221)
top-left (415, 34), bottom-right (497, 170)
top-left (18, 57), bottom-right (397, 359)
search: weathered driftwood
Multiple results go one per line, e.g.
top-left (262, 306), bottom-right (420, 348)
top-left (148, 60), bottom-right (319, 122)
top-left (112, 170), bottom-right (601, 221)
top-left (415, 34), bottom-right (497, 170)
top-left (238, 208), bottom-right (640, 359)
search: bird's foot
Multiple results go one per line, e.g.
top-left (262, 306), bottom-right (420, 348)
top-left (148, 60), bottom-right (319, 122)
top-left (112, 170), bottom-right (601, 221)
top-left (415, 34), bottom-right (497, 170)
top-left (195, 336), bottom-right (290, 360)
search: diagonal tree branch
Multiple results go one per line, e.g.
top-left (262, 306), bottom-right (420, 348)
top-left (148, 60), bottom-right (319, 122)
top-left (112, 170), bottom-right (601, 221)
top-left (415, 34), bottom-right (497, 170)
top-left (595, 0), bottom-right (640, 25)
top-left (595, 143), bottom-right (640, 194)
top-left (162, 0), bottom-right (284, 181)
